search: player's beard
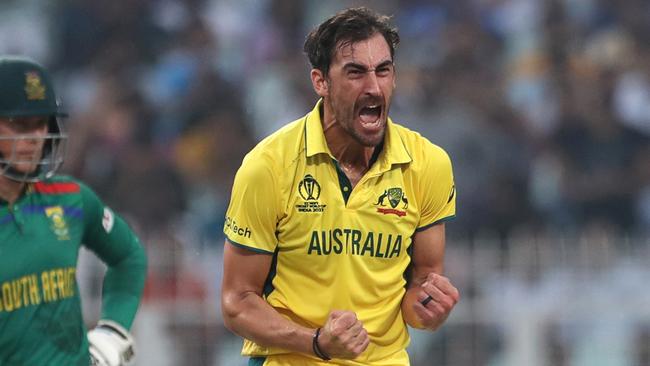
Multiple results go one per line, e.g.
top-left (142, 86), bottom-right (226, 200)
top-left (331, 95), bottom-right (389, 147)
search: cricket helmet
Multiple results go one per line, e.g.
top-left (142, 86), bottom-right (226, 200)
top-left (0, 55), bottom-right (68, 182)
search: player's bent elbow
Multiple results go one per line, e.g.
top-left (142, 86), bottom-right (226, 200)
top-left (220, 289), bottom-right (258, 334)
top-left (220, 292), bottom-right (241, 331)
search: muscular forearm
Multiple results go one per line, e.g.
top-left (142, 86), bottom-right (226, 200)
top-left (222, 290), bottom-right (314, 354)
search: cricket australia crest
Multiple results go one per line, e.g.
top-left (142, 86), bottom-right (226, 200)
top-left (375, 187), bottom-right (408, 217)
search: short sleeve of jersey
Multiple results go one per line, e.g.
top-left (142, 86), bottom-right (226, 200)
top-left (224, 152), bottom-right (280, 254)
top-left (417, 144), bottom-right (456, 230)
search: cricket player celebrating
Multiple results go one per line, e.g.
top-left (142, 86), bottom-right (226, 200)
top-left (0, 55), bottom-right (147, 366)
top-left (222, 7), bottom-right (459, 366)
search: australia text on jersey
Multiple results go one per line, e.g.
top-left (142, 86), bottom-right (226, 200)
top-left (308, 228), bottom-right (403, 258)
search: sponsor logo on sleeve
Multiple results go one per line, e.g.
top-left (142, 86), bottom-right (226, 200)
top-left (102, 207), bottom-right (115, 233)
top-left (224, 216), bottom-right (252, 239)
top-left (447, 184), bottom-right (456, 203)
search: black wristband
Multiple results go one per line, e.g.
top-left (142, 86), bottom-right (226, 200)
top-left (312, 327), bottom-right (331, 361)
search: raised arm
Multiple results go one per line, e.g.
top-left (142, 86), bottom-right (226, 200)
top-left (401, 223), bottom-right (459, 330)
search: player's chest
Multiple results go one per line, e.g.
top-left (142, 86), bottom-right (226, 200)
top-left (279, 163), bottom-right (419, 250)
top-left (0, 203), bottom-right (82, 281)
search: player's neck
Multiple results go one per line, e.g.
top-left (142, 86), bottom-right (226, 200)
top-left (0, 175), bottom-right (26, 204)
top-left (321, 105), bottom-right (375, 170)
top-left (326, 131), bottom-right (374, 167)
top-left (322, 119), bottom-right (376, 188)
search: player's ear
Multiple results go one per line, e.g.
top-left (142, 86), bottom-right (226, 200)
top-left (311, 69), bottom-right (328, 97)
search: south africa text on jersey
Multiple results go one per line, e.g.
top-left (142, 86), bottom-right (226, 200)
top-left (308, 229), bottom-right (403, 258)
top-left (0, 267), bottom-right (76, 313)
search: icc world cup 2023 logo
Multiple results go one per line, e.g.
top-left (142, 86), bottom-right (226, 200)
top-left (298, 174), bottom-right (321, 201)
top-left (296, 174), bottom-right (326, 213)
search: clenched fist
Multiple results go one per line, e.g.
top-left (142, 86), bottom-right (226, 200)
top-left (316, 310), bottom-right (370, 359)
top-left (413, 273), bottom-right (459, 330)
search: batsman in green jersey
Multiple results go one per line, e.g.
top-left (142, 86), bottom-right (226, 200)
top-left (0, 55), bottom-right (147, 366)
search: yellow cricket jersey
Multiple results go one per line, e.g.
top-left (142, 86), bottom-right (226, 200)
top-left (224, 101), bottom-right (456, 365)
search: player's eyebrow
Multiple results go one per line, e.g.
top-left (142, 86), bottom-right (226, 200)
top-left (342, 59), bottom-right (394, 72)
top-left (374, 60), bottom-right (394, 69)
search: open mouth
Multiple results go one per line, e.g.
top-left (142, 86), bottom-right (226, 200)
top-left (358, 104), bottom-right (382, 127)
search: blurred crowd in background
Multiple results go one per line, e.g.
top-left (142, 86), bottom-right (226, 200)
top-left (1, 0), bottom-right (649, 365)
top-left (2, 0), bottom-right (648, 243)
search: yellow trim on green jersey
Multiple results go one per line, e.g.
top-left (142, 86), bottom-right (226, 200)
top-left (224, 100), bottom-right (456, 365)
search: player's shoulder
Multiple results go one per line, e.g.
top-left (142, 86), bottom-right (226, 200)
top-left (32, 175), bottom-right (83, 194)
top-left (390, 121), bottom-right (451, 167)
top-left (34, 175), bottom-right (100, 197)
top-left (243, 116), bottom-right (306, 166)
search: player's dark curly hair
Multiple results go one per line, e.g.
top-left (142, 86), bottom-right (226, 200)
top-left (304, 7), bottom-right (400, 76)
